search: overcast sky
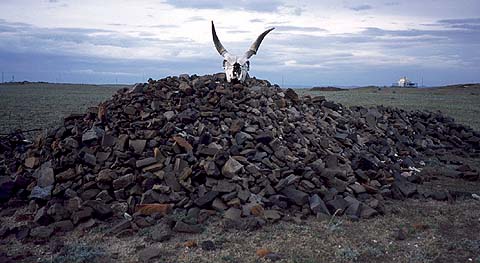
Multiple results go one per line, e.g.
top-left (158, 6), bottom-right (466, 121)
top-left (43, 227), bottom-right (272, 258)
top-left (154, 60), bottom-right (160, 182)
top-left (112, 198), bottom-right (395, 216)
top-left (0, 0), bottom-right (479, 86)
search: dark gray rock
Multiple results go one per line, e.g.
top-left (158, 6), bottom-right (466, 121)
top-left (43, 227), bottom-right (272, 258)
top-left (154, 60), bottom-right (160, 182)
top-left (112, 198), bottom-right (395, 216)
top-left (82, 152), bottom-right (97, 166)
top-left (34, 162), bottom-right (55, 187)
top-left (281, 187), bottom-right (309, 206)
top-left (138, 247), bottom-right (162, 262)
top-left (30, 225), bottom-right (54, 239)
top-left (15, 226), bottom-right (30, 241)
top-left (204, 161), bottom-right (220, 177)
top-left (53, 220), bottom-right (74, 232)
top-left (344, 196), bottom-right (361, 217)
top-left (213, 180), bottom-right (236, 192)
top-left (255, 132), bottom-right (273, 144)
top-left (80, 188), bottom-right (100, 200)
top-left (151, 223), bottom-right (173, 242)
top-left (309, 194), bottom-right (330, 216)
top-left (360, 204), bottom-right (378, 218)
top-left (235, 132), bottom-right (252, 145)
top-left (96, 190), bottom-right (114, 203)
top-left (107, 220), bottom-right (131, 235)
top-left (72, 208), bottom-right (93, 225)
top-left (230, 119), bottom-right (244, 133)
top-left (47, 203), bottom-right (70, 221)
top-left (224, 207), bottom-right (242, 221)
top-left (136, 157), bottom-right (157, 168)
top-left (326, 196), bottom-right (349, 214)
top-left (113, 174), bottom-right (135, 190)
top-left (0, 176), bottom-right (14, 202)
top-left (34, 206), bottom-right (51, 225)
top-left (84, 200), bottom-right (113, 220)
top-left (102, 134), bottom-right (116, 147)
top-left (129, 83), bottom-right (145, 93)
top-left (130, 140), bottom-right (147, 154)
top-left (349, 184), bottom-right (366, 195)
top-left (194, 191), bottom-right (219, 207)
top-left (82, 127), bottom-right (103, 144)
top-left (96, 169), bottom-right (116, 183)
top-left (201, 240), bottom-right (216, 251)
top-left (392, 179), bottom-right (417, 199)
top-left (173, 221), bottom-right (203, 233)
top-left (264, 210), bottom-right (281, 221)
top-left (29, 185), bottom-right (53, 200)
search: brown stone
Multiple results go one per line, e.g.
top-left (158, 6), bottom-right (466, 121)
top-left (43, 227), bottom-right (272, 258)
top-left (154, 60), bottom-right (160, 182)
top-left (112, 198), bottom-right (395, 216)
top-left (135, 204), bottom-right (172, 216)
top-left (172, 136), bottom-right (193, 152)
top-left (222, 157), bottom-right (243, 178)
top-left (256, 248), bottom-right (272, 258)
top-left (24, 157), bottom-right (40, 169)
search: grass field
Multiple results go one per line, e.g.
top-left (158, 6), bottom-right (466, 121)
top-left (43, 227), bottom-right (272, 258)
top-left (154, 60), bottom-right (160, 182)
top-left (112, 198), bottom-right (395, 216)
top-left (297, 85), bottom-right (480, 131)
top-left (0, 83), bottom-right (125, 135)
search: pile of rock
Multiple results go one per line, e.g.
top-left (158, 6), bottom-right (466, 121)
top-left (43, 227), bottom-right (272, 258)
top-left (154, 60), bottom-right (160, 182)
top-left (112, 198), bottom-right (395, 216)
top-left (1, 73), bottom-right (479, 239)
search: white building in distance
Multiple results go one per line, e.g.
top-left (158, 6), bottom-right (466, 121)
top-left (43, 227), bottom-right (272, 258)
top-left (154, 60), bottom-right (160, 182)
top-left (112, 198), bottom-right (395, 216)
top-left (397, 76), bottom-right (417, 87)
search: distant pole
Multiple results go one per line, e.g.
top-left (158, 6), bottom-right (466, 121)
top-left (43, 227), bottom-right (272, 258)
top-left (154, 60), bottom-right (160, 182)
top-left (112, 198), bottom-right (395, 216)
top-left (421, 77), bottom-right (424, 87)
top-left (12, 75), bottom-right (14, 82)
top-left (1, 72), bottom-right (4, 83)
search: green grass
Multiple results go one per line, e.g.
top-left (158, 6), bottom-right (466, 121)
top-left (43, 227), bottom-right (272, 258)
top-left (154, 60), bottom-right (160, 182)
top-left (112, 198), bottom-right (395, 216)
top-left (297, 86), bottom-right (480, 131)
top-left (0, 83), bottom-right (125, 134)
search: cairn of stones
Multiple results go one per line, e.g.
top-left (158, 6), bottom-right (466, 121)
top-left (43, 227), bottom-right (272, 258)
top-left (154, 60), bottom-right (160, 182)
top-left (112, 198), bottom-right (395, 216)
top-left (0, 73), bottom-right (478, 239)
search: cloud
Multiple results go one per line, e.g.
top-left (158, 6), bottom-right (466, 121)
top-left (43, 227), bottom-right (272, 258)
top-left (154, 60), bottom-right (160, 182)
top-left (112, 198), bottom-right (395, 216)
top-left (433, 17), bottom-right (480, 30)
top-left (0, 19), bottom-right (201, 61)
top-left (278, 5), bottom-right (304, 16)
top-left (163, 0), bottom-right (283, 12)
top-left (360, 24), bottom-right (480, 43)
top-left (0, 49), bottom-right (222, 84)
top-left (268, 22), bottom-right (480, 75)
top-left (384, 2), bottom-right (399, 6)
top-left (250, 19), bottom-right (264, 23)
top-left (437, 18), bottom-right (480, 24)
top-left (275, 25), bottom-right (327, 33)
top-left (0, 2), bottom-right (479, 86)
top-left (108, 23), bottom-right (178, 29)
top-left (349, 4), bottom-right (373, 11)
top-left (185, 16), bottom-right (206, 22)
top-left (226, 30), bottom-right (251, 34)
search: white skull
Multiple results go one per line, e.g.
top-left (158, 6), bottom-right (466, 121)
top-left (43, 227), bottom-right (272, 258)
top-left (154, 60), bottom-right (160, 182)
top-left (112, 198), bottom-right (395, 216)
top-left (212, 21), bottom-right (274, 83)
top-left (223, 54), bottom-right (250, 83)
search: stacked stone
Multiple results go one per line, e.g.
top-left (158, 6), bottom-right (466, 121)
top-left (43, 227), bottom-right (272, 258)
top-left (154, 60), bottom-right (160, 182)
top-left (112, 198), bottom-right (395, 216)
top-left (0, 73), bottom-right (479, 239)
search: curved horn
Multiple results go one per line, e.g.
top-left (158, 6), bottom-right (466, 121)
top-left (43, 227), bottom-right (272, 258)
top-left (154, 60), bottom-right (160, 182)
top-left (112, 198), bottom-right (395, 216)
top-left (211, 21), bottom-right (228, 57)
top-left (244, 27), bottom-right (275, 59)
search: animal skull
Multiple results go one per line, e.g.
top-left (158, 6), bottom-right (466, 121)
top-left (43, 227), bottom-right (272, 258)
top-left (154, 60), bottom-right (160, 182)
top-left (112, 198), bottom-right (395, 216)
top-left (212, 21), bottom-right (274, 83)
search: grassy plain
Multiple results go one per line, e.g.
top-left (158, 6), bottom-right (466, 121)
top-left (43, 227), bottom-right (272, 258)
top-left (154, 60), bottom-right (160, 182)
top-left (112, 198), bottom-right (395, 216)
top-left (0, 83), bottom-right (124, 134)
top-left (298, 84), bottom-right (480, 131)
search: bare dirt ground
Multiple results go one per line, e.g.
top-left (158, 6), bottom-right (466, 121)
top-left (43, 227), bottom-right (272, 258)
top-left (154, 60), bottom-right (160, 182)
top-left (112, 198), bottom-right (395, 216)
top-left (1, 83), bottom-right (479, 262)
